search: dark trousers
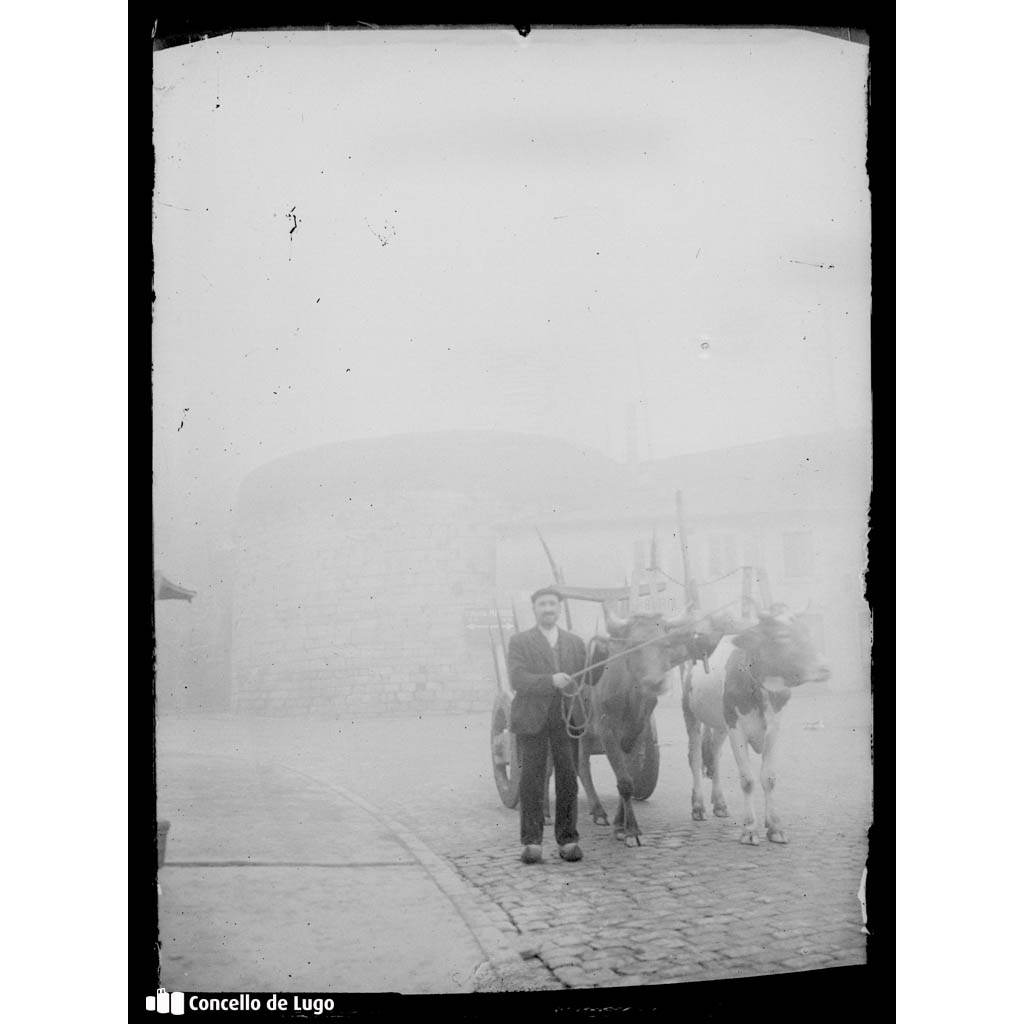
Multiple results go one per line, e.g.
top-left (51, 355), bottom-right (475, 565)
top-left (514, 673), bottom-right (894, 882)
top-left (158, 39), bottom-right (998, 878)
top-left (518, 695), bottom-right (580, 847)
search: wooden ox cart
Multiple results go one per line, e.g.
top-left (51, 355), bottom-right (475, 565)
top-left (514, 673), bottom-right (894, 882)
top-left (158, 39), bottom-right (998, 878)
top-left (487, 513), bottom-right (763, 815)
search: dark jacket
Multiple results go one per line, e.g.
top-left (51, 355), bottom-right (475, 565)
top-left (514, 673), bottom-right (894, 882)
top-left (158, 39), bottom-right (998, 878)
top-left (508, 626), bottom-right (588, 736)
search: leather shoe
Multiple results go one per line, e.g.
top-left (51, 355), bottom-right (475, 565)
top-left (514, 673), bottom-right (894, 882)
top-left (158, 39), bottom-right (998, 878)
top-left (520, 845), bottom-right (543, 864)
top-left (558, 843), bottom-right (583, 862)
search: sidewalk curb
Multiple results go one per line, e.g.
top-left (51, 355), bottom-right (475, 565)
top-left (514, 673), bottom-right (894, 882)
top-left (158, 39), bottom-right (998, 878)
top-left (271, 761), bottom-right (559, 992)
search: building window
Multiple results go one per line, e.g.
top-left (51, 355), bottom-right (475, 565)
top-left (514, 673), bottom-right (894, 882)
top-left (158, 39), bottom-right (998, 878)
top-left (782, 531), bottom-right (815, 579)
top-left (707, 534), bottom-right (738, 579)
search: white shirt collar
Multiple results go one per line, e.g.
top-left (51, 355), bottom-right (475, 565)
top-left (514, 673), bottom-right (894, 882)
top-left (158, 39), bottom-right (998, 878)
top-left (539, 624), bottom-right (559, 646)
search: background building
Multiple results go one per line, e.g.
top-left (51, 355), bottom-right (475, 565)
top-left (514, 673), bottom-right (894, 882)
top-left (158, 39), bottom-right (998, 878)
top-left (496, 430), bottom-right (871, 690)
top-left (229, 432), bottom-right (622, 716)
top-left (155, 428), bottom-right (869, 715)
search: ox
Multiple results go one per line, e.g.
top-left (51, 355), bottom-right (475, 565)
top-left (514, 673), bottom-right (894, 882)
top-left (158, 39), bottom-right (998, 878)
top-left (575, 609), bottom-right (696, 845)
top-left (682, 606), bottom-right (830, 845)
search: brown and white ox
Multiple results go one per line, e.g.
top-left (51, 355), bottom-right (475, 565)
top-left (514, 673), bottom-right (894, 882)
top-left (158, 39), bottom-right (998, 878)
top-left (682, 606), bottom-right (830, 845)
top-left (576, 609), bottom-right (697, 846)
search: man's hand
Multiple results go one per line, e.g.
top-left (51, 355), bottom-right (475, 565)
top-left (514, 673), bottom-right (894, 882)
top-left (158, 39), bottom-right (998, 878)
top-left (552, 673), bottom-right (574, 690)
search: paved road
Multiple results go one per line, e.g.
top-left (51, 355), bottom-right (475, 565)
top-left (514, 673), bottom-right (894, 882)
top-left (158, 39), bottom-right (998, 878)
top-left (157, 681), bottom-right (871, 991)
top-left (157, 751), bottom-right (490, 993)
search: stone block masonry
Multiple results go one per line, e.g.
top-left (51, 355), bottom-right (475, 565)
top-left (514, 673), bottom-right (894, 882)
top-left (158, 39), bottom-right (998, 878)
top-left (232, 488), bottom-right (504, 716)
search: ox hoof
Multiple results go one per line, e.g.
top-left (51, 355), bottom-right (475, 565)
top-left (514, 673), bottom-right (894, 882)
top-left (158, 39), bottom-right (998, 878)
top-left (692, 807), bottom-right (706, 822)
top-left (767, 829), bottom-right (788, 844)
top-left (740, 830), bottom-right (760, 846)
top-left (593, 812), bottom-right (610, 826)
top-left (614, 828), bottom-right (627, 841)
top-left (713, 805), bottom-right (730, 818)
top-left (623, 834), bottom-right (643, 848)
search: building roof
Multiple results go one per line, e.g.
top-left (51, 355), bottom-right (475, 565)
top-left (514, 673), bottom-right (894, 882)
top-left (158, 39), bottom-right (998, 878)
top-left (236, 428), bottom-right (871, 529)
top-left (641, 430), bottom-right (871, 519)
top-left (500, 430), bottom-right (871, 530)
top-left (236, 430), bottom-right (624, 520)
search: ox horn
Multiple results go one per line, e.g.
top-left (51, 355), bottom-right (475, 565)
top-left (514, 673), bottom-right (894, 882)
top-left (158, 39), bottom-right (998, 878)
top-left (662, 611), bottom-right (694, 631)
top-left (603, 605), bottom-right (630, 636)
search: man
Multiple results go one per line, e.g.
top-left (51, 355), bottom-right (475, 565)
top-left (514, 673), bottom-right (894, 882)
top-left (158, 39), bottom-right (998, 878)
top-left (508, 587), bottom-right (588, 864)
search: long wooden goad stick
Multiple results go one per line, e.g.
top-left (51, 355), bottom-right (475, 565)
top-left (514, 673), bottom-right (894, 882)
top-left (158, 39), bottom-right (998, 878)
top-left (488, 626), bottom-right (505, 695)
top-left (494, 602), bottom-right (509, 661)
top-left (536, 528), bottom-right (574, 631)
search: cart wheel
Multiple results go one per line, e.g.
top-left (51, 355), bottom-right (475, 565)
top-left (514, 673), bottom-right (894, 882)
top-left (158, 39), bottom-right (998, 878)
top-left (491, 693), bottom-right (521, 808)
top-left (633, 717), bottom-right (660, 801)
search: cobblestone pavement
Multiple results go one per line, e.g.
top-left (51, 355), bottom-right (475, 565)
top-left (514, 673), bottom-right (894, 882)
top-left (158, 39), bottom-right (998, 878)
top-left (157, 681), bottom-right (871, 990)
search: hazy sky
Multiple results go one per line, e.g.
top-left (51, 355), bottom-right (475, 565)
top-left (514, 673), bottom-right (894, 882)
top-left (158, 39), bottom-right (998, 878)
top-left (152, 27), bottom-right (870, 573)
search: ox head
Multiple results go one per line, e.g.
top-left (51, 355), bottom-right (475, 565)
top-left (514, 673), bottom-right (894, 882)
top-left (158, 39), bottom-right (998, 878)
top-left (732, 604), bottom-right (830, 687)
top-left (603, 607), bottom-right (691, 694)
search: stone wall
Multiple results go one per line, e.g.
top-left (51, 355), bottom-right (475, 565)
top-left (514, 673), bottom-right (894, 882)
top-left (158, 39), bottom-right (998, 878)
top-left (232, 488), bottom-right (503, 716)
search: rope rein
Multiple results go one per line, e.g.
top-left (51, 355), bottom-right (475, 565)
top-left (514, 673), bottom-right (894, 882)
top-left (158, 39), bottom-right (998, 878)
top-left (565, 632), bottom-right (665, 682)
top-left (559, 683), bottom-right (592, 739)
